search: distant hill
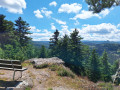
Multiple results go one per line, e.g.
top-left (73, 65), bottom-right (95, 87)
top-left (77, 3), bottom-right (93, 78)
top-left (32, 41), bottom-right (49, 48)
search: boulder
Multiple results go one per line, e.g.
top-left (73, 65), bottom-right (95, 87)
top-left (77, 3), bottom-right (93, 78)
top-left (29, 57), bottom-right (64, 67)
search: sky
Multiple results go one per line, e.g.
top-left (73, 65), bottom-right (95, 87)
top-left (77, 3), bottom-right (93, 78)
top-left (0, 0), bottom-right (120, 41)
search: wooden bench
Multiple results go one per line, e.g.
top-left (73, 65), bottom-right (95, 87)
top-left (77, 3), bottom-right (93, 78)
top-left (0, 59), bottom-right (27, 80)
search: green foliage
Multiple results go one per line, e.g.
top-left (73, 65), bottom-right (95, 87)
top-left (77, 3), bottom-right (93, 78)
top-left (48, 88), bottom-right (53, 90)
top-left (15, 17), bottom-right (32, 46)
top-left (49, 65), bottom-right (75, 78)
top-left (112, 60), bottom-right (119, 74)
top-left (98, 82), bottom-right (113, 90)
top-left (57, 68), bottom-right (75, 78)
top-left (49, 29), bottom-right (60, 56)
top-left (100, 50), bottom-right (112, 82)
top-left (88, 49), bottom-right (101, 82)
top-left (39, 45), bottom-right (47, 58)
top-left (86, 0), bottom-right (120, 13)
top-left (25, 87), bottom-right (31, 90)
top-left (0, 48), bottom-right (4, 59)
top-left (34, 64), bottom-right (49, 69)
top-left (0, 14), bottom-right (16, 47)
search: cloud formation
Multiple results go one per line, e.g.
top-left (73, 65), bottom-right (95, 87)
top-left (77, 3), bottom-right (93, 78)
top-left (51, 23), bottom-right (56, 30)
top-left (77, 23), bottom-right (120, 41)
top-left (49, 1), bottom-right (57, 7)
top-left (58, 3), bottom-right (82, 13)
top-left (53, 18), bottom-right (66, 25)
top-left (34, 9), bottom-right (43, 18)
top-left (34, 8), bottom-right (52, 18)
top-left (29, 27), bottom-right (53, 41)
top-left (71, 9), bottom-right (110, 20)
top-left (41, 8), bottom-right (53, 18)
top-left (0, 0), bottom-right (26, 14)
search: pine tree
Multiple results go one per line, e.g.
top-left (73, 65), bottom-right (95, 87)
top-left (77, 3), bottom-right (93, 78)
top-left (69, 28), bottom-right (84, 75)
top-left (15, 17), bottom-right (31, 46)
top-left (101, 50), bottom-right (111, 82)
top-left (39, 45), bottom-right (47, 58)
top-left (59, 34), bottom-right (70, 62)
top-left (88, 49), bottom-right (101, 82)
top-left (49, 29), bottom-right (59, 56)
top-left (0, 14), bottom-right (15, 46)
top-left (112, 60), bottom-right (119, 74)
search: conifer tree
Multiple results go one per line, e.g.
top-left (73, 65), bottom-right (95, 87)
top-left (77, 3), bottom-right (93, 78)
top-left (49, 29), bottom-right (59, 56)
top-left (39, 45), bottom-right (47, 58)
top-left (59, 34), bottom-right (70, 62)
top-left (69, 29), bottom-right (84, 74)
top-left (15, 17), bottom-right (31, 46)
top-left (101, 50), bottom-right (111, 82)
top-left (88, 49), bottom-right (101, 82)
top-left (112, 60), bottom-right (119, 74)
top-left (0, 14), bottom-right (15, 46)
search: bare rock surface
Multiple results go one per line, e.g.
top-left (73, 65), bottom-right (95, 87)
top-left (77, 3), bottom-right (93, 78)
top-left (29, 57), bottom-right (64, 66)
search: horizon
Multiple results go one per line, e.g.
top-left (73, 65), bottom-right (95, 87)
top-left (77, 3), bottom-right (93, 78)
top-left (0, 0), bottom-right (120, 41)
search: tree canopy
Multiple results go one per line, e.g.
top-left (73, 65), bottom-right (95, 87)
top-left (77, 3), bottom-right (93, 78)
top-left (86, 0), bottom-right (120, 13)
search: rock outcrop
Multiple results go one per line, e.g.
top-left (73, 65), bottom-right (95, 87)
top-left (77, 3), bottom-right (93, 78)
top-left (29, 57), bottom-right (64, 67)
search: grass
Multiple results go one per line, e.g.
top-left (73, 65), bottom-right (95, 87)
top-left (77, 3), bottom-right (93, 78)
top-left (22, 62), bottom-right (32, 67)
top-left (49, 64), bottom-right (75, 78)
top-left (0, 72), bottom-right (5, 75)
top-left (97, 82), bottom-right (113, 90)
top-left (35, 63), bottom-right (49, 69)
top-left (25, 87), bottom-right (31, 90)
top-left (48, 88), bottom-right (53, 90)
top-left (0, 77), bottom-right (8, 81)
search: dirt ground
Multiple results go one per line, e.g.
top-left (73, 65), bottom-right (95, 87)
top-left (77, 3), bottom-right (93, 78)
top-left (1, 62), bottom-right (119, 90)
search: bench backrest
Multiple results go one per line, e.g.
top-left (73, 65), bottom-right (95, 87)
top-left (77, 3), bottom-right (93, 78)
top-left (0, 59), bottom-right (22, 69)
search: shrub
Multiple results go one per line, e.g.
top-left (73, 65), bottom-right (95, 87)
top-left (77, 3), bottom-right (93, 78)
top-left (98, 82), bottom-right (113, 90)
top-left (48, 88), bottom-right (53, 90)
top-left (25, 87), bottom-right (31, 90)
top-left (57, 68), bottom-right (75, 78)
top-left (49, 64), bottom-right (75, 78)
top-left (34, 63), bottom-right (49, 69)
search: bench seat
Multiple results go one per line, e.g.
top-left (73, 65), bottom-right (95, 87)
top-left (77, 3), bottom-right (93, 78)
top-left (0, 67), bottom-right (27, 71)
top-left (0, 59), bottom-right (27, 80)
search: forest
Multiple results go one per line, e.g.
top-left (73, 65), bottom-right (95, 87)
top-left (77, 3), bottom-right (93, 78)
top-left (0, 14), bottom-right (119, 84)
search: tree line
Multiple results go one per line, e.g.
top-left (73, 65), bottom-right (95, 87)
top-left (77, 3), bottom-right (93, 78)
top-left (0, 14), bottom-right (119, 83)
top-left (0, 14), bottom-right (48, 61)
top-left (49, 29), bottom-right (119, 83)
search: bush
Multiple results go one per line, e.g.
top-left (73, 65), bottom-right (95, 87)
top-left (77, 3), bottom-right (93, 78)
top-left (49, 64), bottom-right (75, 78)
top-left (34, 63), bottom-right (49, 69)
top-left (48, 88), bottom-right (53, 90)
top-left (25, 87), bottom-right (31, 90)
top-left (57, 68), bottom-right (74, 78)
top-left (98, 82), bottom-right (113, 90)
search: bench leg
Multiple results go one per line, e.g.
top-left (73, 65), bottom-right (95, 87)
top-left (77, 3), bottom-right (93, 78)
top-left (13, 70), bottom-right (16, 81)
top-left (20, 71), bottom-right (22, 78)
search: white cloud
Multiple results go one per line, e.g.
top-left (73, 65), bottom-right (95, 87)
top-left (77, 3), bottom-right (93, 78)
top-left (71, 8), bottom-right (111, 20)
top-left (51, 23), bottom-right (56, 30)
top-left (29, 27), bottom-right (53, 41)
top-left (30, 26), bottom-right (41, 32)
top-left (53, 18), bottom-right (66, 25)
top-left (34, 9), bottom-right (43, 18)
top-left (99, 9), bottom-right (110, 17)
top-left (74, 20), bottom-right (80, 25)
top-left (41, 8), bottom-right (53, 18)
top-left (0, 0), bottom-right (26, 14)
top-left (49, 1), bottom-right (57, 7)
top-left (60, 25), bottom-right (70, 36)
top-left (58, 3), bottom-right (82, 13)
top-left (76, 23), bottom-right (120, 41)
top-left (71, 10), bottom-right (100, 20)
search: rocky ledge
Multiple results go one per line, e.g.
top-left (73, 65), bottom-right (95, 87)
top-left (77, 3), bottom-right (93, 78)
top-left (29, 57), bottom-right (64, 67)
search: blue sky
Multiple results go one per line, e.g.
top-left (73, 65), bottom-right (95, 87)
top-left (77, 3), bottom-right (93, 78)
top-left (0, 0), bottom-right (120, 41)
